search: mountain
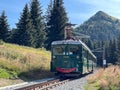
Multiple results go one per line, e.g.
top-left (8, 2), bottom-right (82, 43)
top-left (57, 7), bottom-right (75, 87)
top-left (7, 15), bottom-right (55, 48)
top-left (75, 11), bottom-right (120, 41)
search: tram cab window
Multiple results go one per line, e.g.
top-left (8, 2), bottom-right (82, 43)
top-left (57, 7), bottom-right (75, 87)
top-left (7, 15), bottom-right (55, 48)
top-left (53, 45), bottom-right (65, 55)
top-left (68, 45), bottom-right (79, 55)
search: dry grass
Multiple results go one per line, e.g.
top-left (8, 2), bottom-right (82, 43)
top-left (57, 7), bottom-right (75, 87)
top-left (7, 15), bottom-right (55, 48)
top-left (0, 42), bottom-right (54, 86)
top-left (0, 78), bottom-right (24, 87)
top-left (87, 69), bottom-right (104, 84)
top-left (86, 66), bottom-right (120, 90)
top-left (0, 43), bottom-right (51, 71)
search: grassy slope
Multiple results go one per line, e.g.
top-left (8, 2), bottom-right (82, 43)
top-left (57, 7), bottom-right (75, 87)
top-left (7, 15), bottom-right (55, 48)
top-left (85, 66), bottom-right (120, 90)
top-left (0, 42), bottom-right (54, 86)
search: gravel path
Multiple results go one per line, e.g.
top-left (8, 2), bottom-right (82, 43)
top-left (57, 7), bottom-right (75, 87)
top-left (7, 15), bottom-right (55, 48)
top-left (52, 73), bottom-right (94, 90)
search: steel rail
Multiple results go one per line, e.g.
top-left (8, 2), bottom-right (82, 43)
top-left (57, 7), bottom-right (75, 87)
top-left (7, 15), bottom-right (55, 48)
top-left (15, 79), bottom-right (69, 90)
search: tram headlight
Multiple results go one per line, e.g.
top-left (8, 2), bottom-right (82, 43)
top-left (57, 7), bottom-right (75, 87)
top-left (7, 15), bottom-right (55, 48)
top-left (76, 56), bottom-right (79, 59)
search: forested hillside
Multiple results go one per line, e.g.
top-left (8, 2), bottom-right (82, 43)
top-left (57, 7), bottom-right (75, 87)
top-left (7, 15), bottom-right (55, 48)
top-left (75, 11), bottom-right (120, 41)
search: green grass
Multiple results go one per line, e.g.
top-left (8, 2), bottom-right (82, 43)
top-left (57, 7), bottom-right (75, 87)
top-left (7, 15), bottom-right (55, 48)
top-left (0, 68), bottom-right (17, 79)
top-left (0, 68), bottom-right (10, 78)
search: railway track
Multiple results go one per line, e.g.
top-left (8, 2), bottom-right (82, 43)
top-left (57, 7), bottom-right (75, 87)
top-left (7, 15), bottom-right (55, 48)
top-left (14, 79), bottom-right (69, 90)
top-left (0, 72), bottom-right (93, 90)
top-left (14, 73), bottom-right (92, 90)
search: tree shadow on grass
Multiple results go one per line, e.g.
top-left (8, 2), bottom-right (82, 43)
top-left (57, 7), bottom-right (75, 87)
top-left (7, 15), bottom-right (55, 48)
top-left (18, 69), bottom-right (54, 81)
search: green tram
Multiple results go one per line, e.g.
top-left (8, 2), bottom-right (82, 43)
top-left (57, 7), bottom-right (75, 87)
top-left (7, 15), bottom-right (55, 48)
top-left (50, 39), bottom-right (97, 76)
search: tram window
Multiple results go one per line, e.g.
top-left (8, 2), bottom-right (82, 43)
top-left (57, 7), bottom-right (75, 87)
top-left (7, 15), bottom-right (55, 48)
top-left (69, 45), bottom-right (79, 55)
top-left (53, 46), bottom-right (65, 55)
top-left (82, 48), bottom-right (87, 58)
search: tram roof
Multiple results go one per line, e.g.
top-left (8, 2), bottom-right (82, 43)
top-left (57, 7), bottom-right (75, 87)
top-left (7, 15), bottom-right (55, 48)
top-left (52, 39), bottom-right (97, 60)
top-left (79, 40), bottom-right (97, 59)
top-left (52, 40), bottom-right (81, 45)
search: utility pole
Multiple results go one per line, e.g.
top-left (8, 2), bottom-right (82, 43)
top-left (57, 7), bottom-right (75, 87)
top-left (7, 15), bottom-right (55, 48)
top-left (103, 45), bottom-right (106, 69)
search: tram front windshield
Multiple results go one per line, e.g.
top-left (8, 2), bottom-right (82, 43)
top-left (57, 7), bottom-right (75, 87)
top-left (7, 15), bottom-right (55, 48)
top-left (52, 45), bottom-right (79, 55)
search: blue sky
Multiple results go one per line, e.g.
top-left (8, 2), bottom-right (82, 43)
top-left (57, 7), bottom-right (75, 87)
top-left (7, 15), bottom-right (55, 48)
top-left (0, 0), bottom-right (120, 28)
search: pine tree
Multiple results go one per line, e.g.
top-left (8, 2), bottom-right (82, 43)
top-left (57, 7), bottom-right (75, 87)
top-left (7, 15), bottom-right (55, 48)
top-left (13, 4), bottom-right (34, 46)
top-left (105, 46), bottom-right (109, 63)
top-left (44, 0), bottom-right (53, 48)
top-left (45, 0), bottom-right (53, 24)
top-left (108, 40), bottom-right (113, 64)
top-left (112, 39), bottom-right (117, 64)
top-left (9, 28), bottom-right (16, 43)
top-left (116, 34), bottom-right (120, 64)
top-left (46, 0), bottom-right (68, 50)
top-left (0, 11), bottom-right (9, 41)
top-left (86, 39), bottom-right (93, 49)
top-left (108, 39), bottom-right (117, 64)
top-left (30, 0), bottom-right (46, 48)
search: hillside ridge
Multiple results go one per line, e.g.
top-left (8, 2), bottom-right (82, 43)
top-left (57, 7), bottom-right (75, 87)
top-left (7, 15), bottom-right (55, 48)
top-left (75, 11), bottom-right (120, 41)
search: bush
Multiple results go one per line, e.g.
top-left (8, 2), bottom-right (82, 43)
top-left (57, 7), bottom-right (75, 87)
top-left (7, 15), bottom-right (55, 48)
top-left (0, 68), bottom-right (10, 79)
top-left (0, 40), bottom-right (4, 45)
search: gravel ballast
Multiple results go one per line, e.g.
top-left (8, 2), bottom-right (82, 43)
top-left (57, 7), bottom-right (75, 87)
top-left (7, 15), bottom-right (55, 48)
top-left (52, 73), bottom-right (95, 90)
